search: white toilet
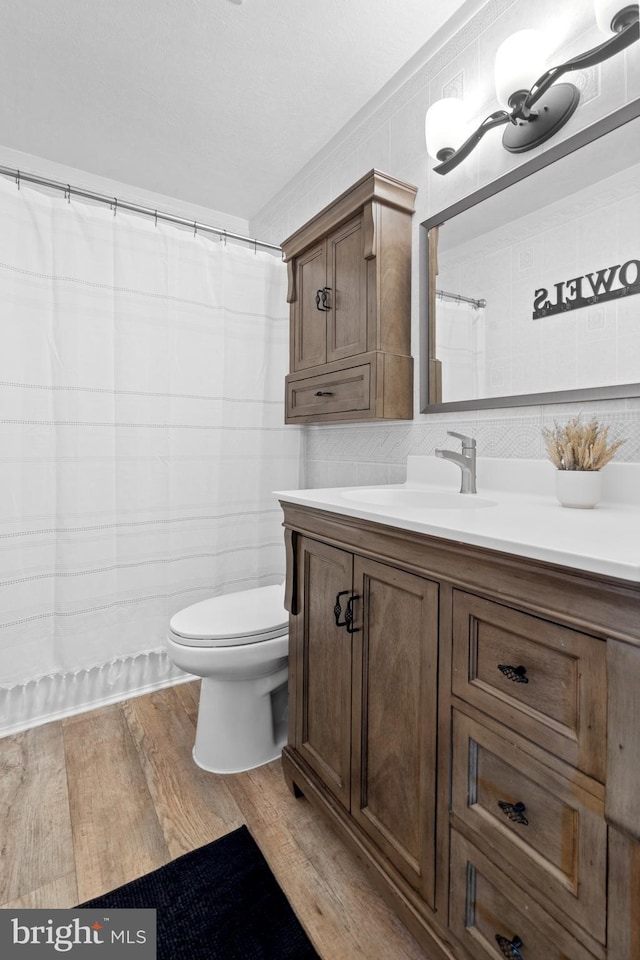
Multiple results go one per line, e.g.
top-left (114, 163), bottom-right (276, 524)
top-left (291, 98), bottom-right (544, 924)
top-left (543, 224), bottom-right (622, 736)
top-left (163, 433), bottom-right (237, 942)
top-left (166, 584), bottom-right (289, 774)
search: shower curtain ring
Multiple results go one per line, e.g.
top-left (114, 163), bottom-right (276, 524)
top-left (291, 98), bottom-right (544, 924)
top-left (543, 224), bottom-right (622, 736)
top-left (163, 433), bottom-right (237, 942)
top-left (223, 229), bottom-right (227, 246)
top-left (193, 221), bottom-right (198, 237)
top-left (113, 197), bottom-right (118, 216)
top-left (16, 170), bottom-right (20, 191)
top-left (154, 210), bottom-right (158, 227)
top-left (66, 184), bottom-right (71, 204)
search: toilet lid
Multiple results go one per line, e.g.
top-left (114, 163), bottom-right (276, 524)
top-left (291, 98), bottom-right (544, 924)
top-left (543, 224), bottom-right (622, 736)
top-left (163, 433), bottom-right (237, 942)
top-left (169, 584), bottom-right (288, 647)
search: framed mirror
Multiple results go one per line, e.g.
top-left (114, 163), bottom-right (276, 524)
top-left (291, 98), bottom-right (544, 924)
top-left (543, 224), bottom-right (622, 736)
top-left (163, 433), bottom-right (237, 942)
top-left (420, 99), bottom-right (640, 412)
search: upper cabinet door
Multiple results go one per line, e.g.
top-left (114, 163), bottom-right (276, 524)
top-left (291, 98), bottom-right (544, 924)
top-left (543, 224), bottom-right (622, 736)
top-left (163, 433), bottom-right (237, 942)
top-left (326, 215), bottom-right (368, 363)
top-left (292, 240), bottom-right (327, 371)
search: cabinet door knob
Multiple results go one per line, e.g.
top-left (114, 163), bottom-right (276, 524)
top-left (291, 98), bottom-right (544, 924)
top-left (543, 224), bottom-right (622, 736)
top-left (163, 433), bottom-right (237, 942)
top-left (314, 391), bottom-right (334, 397)
top-left (498, 664), bottom-right (529, 683)
top-left (497, 800), bottom-right (529, 825)
top-left (495, 934), bottom-right (523, 959)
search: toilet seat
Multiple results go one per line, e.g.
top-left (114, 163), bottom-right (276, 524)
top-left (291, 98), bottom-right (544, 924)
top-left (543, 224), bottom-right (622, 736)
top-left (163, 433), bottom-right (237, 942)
top-left (169, 583), bottom-right (287, 647)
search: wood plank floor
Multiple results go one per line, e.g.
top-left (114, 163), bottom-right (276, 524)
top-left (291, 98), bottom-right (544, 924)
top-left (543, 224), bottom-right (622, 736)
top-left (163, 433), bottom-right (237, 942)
top-left (0, 682), bottom-right (428, 959)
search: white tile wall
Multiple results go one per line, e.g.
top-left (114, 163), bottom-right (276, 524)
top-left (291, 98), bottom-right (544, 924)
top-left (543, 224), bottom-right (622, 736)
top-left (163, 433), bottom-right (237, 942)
top-left (251, 0), bottom-right (640, 487)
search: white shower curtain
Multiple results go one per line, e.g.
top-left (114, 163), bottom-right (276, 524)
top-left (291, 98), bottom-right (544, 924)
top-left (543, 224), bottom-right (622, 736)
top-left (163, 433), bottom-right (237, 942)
top-left (0, 176), bottom-right (301, 733)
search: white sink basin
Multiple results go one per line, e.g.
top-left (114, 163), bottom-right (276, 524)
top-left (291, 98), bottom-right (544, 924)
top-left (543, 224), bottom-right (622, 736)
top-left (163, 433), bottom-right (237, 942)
top-left (340, 488), bottom-right (497, 510)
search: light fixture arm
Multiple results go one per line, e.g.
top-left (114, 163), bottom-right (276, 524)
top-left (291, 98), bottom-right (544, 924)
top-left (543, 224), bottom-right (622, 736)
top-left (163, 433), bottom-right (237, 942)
top-left (433, 12), bottom-right (639, 175)
top-left (526, 17), bottom-right (639, 110)
top-left (433, 110), bottom-right (511, 174)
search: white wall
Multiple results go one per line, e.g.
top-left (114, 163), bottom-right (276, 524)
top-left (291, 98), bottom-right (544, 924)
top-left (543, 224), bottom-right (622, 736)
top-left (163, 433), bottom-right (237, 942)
top-left (251, 0), bottom-right (640, 488)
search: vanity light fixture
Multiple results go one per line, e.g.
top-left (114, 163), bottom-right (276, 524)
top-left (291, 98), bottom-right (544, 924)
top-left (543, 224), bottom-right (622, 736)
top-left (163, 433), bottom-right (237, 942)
top-left (425, 0), bottom-right (639, 175)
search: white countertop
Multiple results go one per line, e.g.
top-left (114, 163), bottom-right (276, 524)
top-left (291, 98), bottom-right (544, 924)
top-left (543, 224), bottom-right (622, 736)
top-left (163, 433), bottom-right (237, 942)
top-left (276, 457), bottom-right (640, 583)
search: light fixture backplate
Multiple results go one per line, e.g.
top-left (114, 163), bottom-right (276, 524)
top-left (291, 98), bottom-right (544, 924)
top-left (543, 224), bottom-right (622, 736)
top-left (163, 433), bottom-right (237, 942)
top-left (502, 83), bottom-right (581, 154)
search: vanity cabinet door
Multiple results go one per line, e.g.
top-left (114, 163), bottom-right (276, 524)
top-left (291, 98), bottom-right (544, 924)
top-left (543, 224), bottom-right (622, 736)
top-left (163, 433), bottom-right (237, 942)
top-left (350, 556), bottom-right (439, 908)
top-left (293, 535), bottom-right (353, 808)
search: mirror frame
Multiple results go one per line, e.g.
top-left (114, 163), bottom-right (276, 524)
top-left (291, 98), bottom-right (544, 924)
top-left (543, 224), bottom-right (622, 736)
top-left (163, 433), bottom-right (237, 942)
top-left (419, 97), bottom-right (640, 413)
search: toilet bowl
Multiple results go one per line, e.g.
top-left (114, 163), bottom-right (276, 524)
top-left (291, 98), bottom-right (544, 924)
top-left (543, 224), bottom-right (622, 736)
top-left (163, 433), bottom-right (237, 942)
top-left (166, 584), bottom-right (289, 774)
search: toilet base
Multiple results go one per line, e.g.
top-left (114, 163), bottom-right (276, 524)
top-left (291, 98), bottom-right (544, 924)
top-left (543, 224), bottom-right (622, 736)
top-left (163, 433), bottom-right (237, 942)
top-left (192, 662), bottom-right (288, 774)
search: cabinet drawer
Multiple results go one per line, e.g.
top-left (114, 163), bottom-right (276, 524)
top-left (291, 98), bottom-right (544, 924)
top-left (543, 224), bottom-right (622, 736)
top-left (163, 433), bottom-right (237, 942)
top-left (452, 591), bottom-right (606, 781)
top-left (451, 711), bottom-right (606, 944)
top-left (449, 830), bottom-right (596, 960)
top-left (286, 362), bottom-right (372, 420)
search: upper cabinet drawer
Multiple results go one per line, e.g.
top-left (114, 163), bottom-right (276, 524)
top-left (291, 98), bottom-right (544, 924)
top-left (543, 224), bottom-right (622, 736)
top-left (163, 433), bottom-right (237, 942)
top-left (285, 352), bottom-right (412, 424)
top-left (451, 591), bottom-right (606, 781)
top-left (286, 360), bottom-right (371, 420)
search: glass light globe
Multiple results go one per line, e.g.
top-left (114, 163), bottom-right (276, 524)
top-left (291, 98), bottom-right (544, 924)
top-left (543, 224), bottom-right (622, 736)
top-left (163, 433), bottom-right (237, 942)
top-left (495, 30), bottom-right (547, 109)
top-left (425, 98), bottom-right (467, 161)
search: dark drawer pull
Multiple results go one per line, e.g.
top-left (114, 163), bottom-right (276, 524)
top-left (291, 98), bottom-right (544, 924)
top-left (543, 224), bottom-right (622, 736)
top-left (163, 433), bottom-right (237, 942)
top-left (498, 800), bottom-right (529, 825)
top-left (498, 664), bottom-right (529, 683)
top-left (495, 934), bottom-right (523, 959)
top-left (314, 391), bottom-right (334, 397)
top-left (334, 590), bottom-right (349, 627)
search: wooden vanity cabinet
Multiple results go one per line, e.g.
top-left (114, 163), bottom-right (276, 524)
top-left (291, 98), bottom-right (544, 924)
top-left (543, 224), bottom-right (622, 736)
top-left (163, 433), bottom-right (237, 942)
top-left (282, 170), bottom-right (417, 423)
top-left (280, 501), bottom-right (640, 960)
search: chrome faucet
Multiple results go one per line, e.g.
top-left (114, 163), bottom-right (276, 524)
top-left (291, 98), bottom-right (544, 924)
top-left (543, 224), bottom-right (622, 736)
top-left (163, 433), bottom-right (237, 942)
top-left (435, 431), bottom-right (477, 494)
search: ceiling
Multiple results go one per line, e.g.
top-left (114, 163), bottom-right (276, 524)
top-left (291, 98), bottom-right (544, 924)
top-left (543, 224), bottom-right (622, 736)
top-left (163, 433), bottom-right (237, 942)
top-left (1, 0), bottom-right (473, 220)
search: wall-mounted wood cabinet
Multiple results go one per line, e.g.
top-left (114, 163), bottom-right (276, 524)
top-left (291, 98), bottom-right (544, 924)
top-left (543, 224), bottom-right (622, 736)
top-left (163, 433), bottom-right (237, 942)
top-left (282, 170), bottom-right (417, 423)
top-left (280, 500), bottom-right (640, 960)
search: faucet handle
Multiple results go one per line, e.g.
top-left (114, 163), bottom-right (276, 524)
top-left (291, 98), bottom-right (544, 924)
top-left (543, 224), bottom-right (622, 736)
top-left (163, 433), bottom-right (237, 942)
top-left (447, 430), bottom-right (476, 449)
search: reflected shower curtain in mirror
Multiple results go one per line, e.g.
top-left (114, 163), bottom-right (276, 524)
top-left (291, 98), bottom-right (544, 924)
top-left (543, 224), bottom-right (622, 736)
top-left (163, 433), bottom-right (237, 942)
top-left (0, 176), bottom-right (300, 733)
top-left (436, 299), bottom-right (485, 403)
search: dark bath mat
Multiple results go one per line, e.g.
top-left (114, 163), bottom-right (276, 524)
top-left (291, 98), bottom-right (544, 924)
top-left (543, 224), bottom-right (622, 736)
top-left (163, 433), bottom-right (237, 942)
top-left (78, 825), bottom-right (320, 960)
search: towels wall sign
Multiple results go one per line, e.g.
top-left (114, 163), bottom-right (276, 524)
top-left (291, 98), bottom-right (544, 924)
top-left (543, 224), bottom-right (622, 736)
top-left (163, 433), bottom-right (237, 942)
top-left (532, 258), bottom-right (640, 319)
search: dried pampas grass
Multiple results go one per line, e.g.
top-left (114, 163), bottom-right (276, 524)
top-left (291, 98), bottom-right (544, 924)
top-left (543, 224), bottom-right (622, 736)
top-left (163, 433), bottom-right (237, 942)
top-left (543, 415), bottom-right (626, 471)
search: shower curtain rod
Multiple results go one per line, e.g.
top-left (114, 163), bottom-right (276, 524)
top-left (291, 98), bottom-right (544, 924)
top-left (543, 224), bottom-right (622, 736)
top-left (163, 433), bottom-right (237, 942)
top-left (0, 164), bottom-right (282, 253)
top-left (436, 288), bottom-right (487, 309)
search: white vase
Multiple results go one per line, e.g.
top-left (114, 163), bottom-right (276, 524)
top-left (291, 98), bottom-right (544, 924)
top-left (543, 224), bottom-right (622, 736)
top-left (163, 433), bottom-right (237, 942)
top-left (555, 470), bottom-right (602, 509)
